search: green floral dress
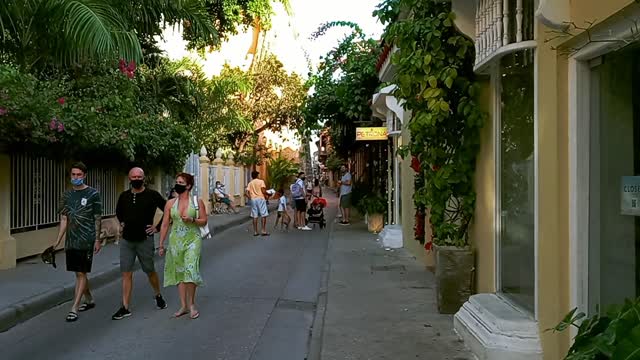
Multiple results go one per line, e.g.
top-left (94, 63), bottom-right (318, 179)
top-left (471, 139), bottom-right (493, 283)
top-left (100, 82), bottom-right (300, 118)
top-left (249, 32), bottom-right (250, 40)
top-left (164, 197), bottom-right (203, 287)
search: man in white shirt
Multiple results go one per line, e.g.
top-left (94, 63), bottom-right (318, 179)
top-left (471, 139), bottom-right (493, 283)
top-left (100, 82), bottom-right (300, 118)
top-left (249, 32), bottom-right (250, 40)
top-left (338, 165), bottom-right (352, 225)
top-left (214, 181), bottom-right (238, 214)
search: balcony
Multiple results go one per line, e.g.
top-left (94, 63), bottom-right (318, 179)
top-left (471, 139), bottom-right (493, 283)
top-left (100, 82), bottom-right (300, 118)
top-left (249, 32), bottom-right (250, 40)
top-left (474, 0), bottom-right (536, 71)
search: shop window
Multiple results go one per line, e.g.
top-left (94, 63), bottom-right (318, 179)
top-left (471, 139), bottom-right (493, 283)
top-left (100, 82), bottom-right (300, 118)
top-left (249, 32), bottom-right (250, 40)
top-left (497, 49), bottom-right (535, 312)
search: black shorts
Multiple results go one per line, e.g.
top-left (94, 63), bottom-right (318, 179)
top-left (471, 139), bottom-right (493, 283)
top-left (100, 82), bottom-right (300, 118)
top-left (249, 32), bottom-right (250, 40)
top-left (295, 199), bottom-right (307, 211)
top-left (66, 249), bottom-right (94, 273)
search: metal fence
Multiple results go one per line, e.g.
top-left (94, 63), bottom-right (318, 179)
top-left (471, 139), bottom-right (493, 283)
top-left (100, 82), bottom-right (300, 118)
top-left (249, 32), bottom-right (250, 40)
top-left (10, 155), bottom-right (118, 233)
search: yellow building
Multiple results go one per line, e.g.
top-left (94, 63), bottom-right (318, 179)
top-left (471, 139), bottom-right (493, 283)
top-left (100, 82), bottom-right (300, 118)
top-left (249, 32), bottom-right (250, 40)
top-left (445, 0), bottom-right (640, 359)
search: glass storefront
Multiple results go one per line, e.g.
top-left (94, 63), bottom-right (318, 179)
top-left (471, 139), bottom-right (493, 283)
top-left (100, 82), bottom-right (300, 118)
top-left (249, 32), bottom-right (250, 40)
top-left (498, 49), bottom-right (536, 312)
top-left (588, 46), bottom-right (640, 314)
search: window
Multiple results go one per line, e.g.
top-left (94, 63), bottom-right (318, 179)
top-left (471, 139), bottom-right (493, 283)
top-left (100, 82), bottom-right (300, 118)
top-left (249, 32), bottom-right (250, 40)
top-left (588, 46), bottom-right (640, 313)
top-left (497, 49), bottom-right (535, 312)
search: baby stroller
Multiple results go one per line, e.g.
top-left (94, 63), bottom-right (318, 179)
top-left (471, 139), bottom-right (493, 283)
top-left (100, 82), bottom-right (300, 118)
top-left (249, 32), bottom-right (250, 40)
top-left (306, 197), bottom-right (327, 229)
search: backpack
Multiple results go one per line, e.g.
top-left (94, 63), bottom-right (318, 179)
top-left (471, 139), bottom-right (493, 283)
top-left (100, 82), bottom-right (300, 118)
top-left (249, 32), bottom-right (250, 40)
top-left (291, 181), bottom-right (304, 198)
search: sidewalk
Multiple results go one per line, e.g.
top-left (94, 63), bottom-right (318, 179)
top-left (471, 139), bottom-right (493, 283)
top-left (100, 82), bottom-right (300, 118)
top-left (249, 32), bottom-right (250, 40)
top-left (0, 204), bottom-right (271, 332)
top-left (316, 221), bottom-right (473, 360)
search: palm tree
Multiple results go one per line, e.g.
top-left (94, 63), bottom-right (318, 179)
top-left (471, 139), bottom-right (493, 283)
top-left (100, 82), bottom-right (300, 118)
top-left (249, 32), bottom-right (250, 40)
top-left (0, 0), bottom-right (221, 70)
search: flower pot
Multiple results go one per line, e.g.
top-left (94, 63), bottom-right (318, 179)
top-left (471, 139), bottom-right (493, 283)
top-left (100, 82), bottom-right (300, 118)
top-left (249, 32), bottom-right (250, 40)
top-left (435, 245), bottom-right (474, 314)
top-left (367, 213), bottom-right (384, 233)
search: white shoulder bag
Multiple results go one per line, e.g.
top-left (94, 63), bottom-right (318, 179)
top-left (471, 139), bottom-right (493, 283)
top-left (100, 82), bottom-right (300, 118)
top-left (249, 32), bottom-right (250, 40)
top-left (193, 196), bottom-right (212, 240)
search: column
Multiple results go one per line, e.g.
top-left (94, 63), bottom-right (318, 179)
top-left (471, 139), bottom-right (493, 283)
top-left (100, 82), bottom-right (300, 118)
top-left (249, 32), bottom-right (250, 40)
top-left (199, 146), bottom-right (211, 214)
top-left (0, 154), bottom-right (17, 269)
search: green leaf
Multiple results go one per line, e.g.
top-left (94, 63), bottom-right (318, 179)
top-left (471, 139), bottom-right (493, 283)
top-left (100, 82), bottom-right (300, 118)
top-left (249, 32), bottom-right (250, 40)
top-left (428, 77), bottom-right (438, 88)
top-left (612, 324), bottom-right (640, 359)
top-left (444, 77), bottom-right (453, 89)
top-left (439, 101), bottom-right (450, 112)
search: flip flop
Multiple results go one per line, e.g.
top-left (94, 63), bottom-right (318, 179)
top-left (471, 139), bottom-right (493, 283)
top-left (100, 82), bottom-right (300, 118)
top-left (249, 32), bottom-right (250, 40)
top-left (173, 309), bottom-right (189, 318)
top-left (78, 302), bottom-right (95, 312)
top-left (190, 310), bottom-right (200, 319)
top-left (66, 311), bottom-right (78, 322)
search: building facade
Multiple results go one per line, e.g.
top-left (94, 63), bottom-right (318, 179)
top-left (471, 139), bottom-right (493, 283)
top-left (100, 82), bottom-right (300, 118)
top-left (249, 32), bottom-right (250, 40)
top-left (449, 0), bottom-right (640, 359)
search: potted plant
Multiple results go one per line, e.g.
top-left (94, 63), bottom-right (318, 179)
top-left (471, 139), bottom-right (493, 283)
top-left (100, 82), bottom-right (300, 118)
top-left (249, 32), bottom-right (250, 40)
top-left (357, 194), bottom-right (387, 233)
top-left (377, 0), bottom-right (485, 314)
top-left (551, 297), bottom-right (640, 359)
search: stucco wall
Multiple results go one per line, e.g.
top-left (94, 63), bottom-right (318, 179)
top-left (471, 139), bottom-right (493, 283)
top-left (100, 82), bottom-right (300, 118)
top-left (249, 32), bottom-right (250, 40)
top-left (536, 29), bottom-right (571, 360)
top-left (570, 0), bottom-right (635, 26)
top-left (469, 77), bottom-right (496, 294)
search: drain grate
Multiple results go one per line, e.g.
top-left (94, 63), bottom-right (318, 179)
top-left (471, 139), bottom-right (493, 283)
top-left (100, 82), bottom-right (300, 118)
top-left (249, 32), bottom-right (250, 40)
top-left (370, 264), bottom-right (406, 272)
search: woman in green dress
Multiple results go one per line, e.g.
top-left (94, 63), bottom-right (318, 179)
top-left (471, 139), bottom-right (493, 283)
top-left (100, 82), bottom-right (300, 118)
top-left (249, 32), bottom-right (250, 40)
top-left (159, 172), bottom-right (207, 319)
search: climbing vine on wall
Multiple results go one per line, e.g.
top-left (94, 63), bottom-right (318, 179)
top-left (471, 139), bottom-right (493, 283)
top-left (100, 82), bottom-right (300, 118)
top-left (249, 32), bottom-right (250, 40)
top-left (375, 0), bottom-right (486, 248)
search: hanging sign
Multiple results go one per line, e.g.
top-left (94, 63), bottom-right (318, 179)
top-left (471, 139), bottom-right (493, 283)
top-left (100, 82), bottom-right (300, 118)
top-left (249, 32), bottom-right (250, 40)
top-left (356, 127), bottom-right (388, 141)
top-left (621, 176), bottom-right (640, 215)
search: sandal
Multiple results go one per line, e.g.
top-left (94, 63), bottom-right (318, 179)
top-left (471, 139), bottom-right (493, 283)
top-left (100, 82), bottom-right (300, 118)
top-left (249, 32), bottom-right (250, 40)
top-left (190, 310), bottom-right (200, 319)
top-left (66, 311), bottom-right (78, 322)
top-left (261, 233), bottom-right (270, 237)
top-left (173, 308), bottom-right (189, 318)
top-left (78, 302), bottom-right (95, 312)
top-left (253, 233), bottom-right (260, 237)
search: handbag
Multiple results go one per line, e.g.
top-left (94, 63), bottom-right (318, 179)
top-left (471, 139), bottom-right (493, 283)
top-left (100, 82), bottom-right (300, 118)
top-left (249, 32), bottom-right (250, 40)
top-left (192, 195), bottom-right (212, 240)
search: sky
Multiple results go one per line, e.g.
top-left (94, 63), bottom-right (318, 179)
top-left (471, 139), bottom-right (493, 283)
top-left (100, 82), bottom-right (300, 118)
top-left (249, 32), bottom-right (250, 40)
top-left (158, 0), bottom-right (384, 156)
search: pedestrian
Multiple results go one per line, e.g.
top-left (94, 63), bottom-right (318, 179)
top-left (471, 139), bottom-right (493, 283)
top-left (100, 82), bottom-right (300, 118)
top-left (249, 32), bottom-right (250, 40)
top-left (245, 171), bottom-right (270, 236)
top-left (213, 181), bottom-right (239, 214)
top-left (158, 173), bottom-right (206, 319)
top-left (292, 172), bottom-right (311, 230)
top-left (274, 189), bottom-right (291, 231)
top-left (52, 162), bottom-right (102, 322)
top-left (338, 165), bottom-right (352, 225)
top-left (111, 167), bottom-right (168, 321)
top-left (312, 178), bottom-right (323, 198)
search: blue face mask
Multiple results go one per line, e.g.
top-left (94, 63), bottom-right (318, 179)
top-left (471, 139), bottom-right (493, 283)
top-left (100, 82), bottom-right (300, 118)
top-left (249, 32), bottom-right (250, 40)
top-left (71, 178), bottom-right (84, 186)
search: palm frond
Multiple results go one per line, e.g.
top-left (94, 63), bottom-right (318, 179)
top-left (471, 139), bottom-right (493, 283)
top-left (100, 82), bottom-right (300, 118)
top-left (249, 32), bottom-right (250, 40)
top-left (61, 1), bottom-right (142, 63)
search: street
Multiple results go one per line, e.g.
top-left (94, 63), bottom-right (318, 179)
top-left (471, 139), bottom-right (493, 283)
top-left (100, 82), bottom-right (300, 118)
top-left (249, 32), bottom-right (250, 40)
top-left (0, 205), bottom-right (331, 360)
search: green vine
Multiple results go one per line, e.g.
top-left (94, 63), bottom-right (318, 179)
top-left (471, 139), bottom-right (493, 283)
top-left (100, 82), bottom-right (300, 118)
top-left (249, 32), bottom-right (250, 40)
top-left (375, 0), bottom-right (486, 248)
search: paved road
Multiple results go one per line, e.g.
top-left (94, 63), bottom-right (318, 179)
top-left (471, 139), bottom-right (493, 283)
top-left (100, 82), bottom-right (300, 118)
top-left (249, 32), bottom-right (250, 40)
top-left (0, 205), bottom-right (333, 360)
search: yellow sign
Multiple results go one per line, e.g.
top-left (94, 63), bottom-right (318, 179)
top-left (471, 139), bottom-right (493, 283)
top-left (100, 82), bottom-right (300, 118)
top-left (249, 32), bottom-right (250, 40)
top-left (355, 127), bottom-right (388, 141)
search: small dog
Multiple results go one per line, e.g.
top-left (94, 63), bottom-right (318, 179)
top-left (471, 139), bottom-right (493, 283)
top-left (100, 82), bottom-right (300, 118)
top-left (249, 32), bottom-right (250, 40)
top-left (100, 217), bottom-right (122, 246)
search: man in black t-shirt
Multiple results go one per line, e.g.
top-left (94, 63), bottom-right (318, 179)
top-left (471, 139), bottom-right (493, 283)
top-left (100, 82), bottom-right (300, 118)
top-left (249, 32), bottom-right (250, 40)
top-left (112, 167), bottom-right (167, 320)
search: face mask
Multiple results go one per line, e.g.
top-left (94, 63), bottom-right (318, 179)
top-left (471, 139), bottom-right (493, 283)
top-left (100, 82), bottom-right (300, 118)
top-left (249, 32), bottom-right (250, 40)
top-left (71, 178), bottom-right (83, 186)
top-left (174, 184), bottom-right (187, 194)
top-left (130, 179), bottom-right (144, 189)
top-left (301, 177), bottom-right (306, 181)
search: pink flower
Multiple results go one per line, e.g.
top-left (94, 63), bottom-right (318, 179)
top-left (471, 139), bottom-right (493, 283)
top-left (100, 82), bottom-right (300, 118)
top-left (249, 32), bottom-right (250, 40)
top-left (49, 118), bottom-right (57, 130)
top-left (118, 59), bottom-right (136, 79)
top-left (0, 107), bottom-right (7, 116)
top-left (57, 97), bottom-right (65, 105)
top-left (57, 121), bottom-right (65, 132)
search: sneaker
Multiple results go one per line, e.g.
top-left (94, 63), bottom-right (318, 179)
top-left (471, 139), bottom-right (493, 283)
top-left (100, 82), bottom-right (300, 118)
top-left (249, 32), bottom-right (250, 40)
top-left (112, 306), bottom-right (131, 320)
top-left (339, 221), bottom-right (350, 226)
top-left (155, 294), bottom-right (167, 309)
top-left (300, 226), bottom-right (312, 231)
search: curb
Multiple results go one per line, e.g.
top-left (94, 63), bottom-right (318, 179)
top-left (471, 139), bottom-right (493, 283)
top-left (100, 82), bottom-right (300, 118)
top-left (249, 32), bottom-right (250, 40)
top-left (307, 261), bottom-right (330, 360)
top-left (0, 211), bottom-right (258, 333)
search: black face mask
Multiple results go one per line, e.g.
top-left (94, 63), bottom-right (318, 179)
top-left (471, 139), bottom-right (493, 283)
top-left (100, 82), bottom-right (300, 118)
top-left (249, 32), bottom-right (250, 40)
top-left (130, 179), bottom-right (144, 189)
top-left (174, 184), bottom-right (187, 194)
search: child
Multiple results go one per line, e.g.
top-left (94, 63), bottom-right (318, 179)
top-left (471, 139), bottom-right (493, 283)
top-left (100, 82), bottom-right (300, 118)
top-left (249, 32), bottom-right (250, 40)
top-left (275, 189), bottom-right (291, 231)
